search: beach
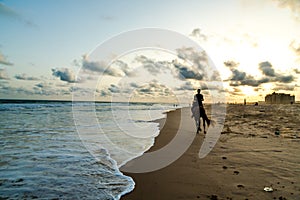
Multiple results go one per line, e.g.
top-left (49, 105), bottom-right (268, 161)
top-left (121, 104), bottom-right (300, 200)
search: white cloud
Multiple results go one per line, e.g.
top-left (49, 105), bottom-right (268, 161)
top-left (0, 69), bottom-right (9, 80)
top-left (15, 73), bottom-right (40, 81)
top-left (0, 52), bottom-right (13, 66)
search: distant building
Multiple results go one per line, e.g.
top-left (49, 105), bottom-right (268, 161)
top-left (265, 92), bottom-right (295, 104)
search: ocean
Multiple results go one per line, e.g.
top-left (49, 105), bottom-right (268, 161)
top-left (0, 101), bottom-right (177, 199)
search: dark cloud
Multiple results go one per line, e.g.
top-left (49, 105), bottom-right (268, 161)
top-left (240, 77), bottom-right (261, 87)
top-left (230, 76), bottom-right (267, 87)
top-left (52, 68), bottom-right (76, 83)
top-left (98, 90), bottom-right (110, 97)
top-left (134, 48), bottom-right (210, 82)
top-left (275, 75), bottom-right (294, 83)
top-left (294, 68), bottom-right (300, 74)
top-left (108, 84), bottom-right (121, 93)
top-left (230, 69), bottom-right (246, 81)
top-left (224, 60), bottom-right (239, 69)
top-left (0, 69), bottom-right (9, 80)
top-left (173, 60), bottom-right (203, 80)
top-left (258, 61), bottom-right (276, 77)
top-left (226, 60), bottom-right (296, 87)
top-left (15, 73), bottom-right (40, 81)
top-left (95, 88), bottom-right (110, 97)
top-left (190, 28), bottom-right (207, 41)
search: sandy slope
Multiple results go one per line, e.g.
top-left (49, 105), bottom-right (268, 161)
top-left (121, 104), bottom-right (300, 200)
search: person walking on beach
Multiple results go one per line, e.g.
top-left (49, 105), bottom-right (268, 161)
top-left (192, 89), bottom-right (210, 134)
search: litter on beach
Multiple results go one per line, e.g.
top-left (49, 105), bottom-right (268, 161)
top-left (264, 186), bottom-right (274, 192)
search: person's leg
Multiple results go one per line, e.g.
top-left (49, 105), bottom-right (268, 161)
top-left (201, 107), bottom-right (210, 127)
top-left (203, 117), bottom-right (206, 134)
top-left (196, 117), bottom-right (201, 133)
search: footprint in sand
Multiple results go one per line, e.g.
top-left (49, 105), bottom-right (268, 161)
top-left (233, 171), bottom-right (239, 175)
top-left (237, 184), bottom-right (245, 189)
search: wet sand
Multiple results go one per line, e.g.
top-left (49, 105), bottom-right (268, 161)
top-left (121, 104), bottom-right (300, 200)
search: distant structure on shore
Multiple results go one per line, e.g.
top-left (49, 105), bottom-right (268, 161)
top-left (265, 92), bottom-right (295, 104)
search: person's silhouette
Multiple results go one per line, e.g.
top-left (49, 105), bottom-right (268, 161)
top-left (194, 89), bottom-right (210, 133)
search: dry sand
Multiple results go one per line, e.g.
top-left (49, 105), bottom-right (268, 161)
top-left (121, 104), bottom-right (300, 200)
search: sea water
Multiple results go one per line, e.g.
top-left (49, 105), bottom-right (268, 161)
top-left (0, 101), bottom-right (177, 199)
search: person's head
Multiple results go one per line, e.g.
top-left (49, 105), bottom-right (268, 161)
top-left (197, 89), bottom-right (201, 94)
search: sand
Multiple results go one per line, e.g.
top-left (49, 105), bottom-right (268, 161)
top-left (121, 104), bottom-right (300, 200)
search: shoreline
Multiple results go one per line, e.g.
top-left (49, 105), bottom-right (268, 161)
top-left (120, 105), bottom-right (300, 199)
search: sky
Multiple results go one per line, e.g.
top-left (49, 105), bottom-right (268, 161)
top-left (0, 0), bottom-right (300, 103)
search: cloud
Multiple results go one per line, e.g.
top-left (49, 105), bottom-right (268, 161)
top-left (108, 84), bottom-right (121, 93)
top-left (0, 69), bottom-right (9, 80)
top-left (176, 47), bottom-right (208, 69)
top-left (0, 52), bottom-right (13, 66)
top-left (177, 81), bottom-right (222, 91)
top-left (200, 82), bottom-right (225, 91)
top-left (82, 57), bottom-right (122, 76)
top-left (226, 60), bottom-right (295, 87)
top-left (100, 15), bottom-right (116, 21)
top-left (34, 82), bottom-right (52, 89)
top-left (211, 70), bottom-right (222, 81)
top-left (230, 69), bottom-right (246, 81)
top-left (272, 83), bottom-right (295, 91)
top-left (130, 82), bottom-right (139, 88)
top-left (176, 82), bottom-right (195, 91)
top-left (0, 2), bottom-right (37, 27)
top-left (134, 80), bottom-right (173, 97)
top-left (289, 39), bottom-right (300, 55)
top-left (114, 60), bottom-right (135, 77)
top-left (224, 60), bottom-right (240, 69)
top-left (15, 73), bottom-right (40, 81)
top-left (258, 61), bottom-right (294, 83)
top-left (34, 82), bottom-right (71, 96)
top-left (52, 68), bottom-right (76, 83)
top-left (258, 61), bottom-right (276, 77)
top-left (294, 68), bottom-right (300, 74)
top-left (0, 86), bottom-right (34, 96)
top-left (226, 88), bottom-right (243, 96)
top-left (275, 75), bottom-right (294, 83)
top-left (0, 83), bottom-right (71, 97)
top-left (173, 60), bottom-right (204, 80)
top-left (274, 0), bottom-right (300, 20)
top-left (97, 89), bottom-right (110, 97)
top-left (190, 28), bottom-right (208, 41)
top-left (242, 33), bottom-right (258, 47)
top-left (135, 55), bottom-right (170, 76)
